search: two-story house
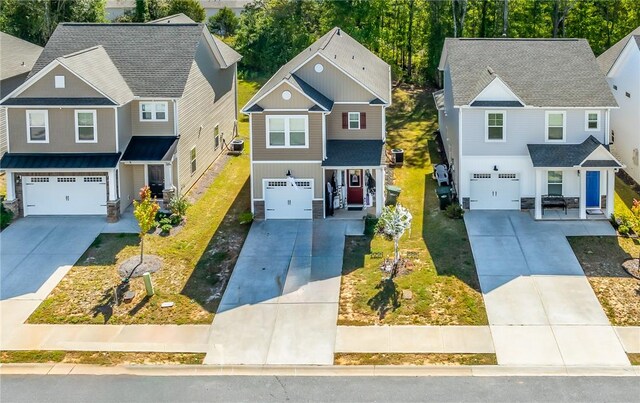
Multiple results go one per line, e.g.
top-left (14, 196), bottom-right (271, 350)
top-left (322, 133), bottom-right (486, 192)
top-left (0, 18), bottom-right (241, 222)
top-left (435, 38), bottom-right (621, 220)
top-left (597, 27), bottom-right (640, 185)
top-left (242, 27), bottom-right (391, 220)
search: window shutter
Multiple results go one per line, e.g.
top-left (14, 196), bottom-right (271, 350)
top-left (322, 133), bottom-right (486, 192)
top-left (342, 113), bottom-right (348, 129)
top-left (360, 112), bottom-right (366, 129)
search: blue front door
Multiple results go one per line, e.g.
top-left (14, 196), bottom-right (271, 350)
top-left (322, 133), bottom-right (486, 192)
top-left (586, 171), bottom-right (600, 208)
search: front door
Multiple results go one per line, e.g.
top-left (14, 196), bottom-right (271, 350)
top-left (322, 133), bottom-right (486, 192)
top-left (347, 169), bottom-right (363, 205)
top-left (586, 171), bottom-right (601, 208)
top-left (148, 165), bottom-right (165, 199)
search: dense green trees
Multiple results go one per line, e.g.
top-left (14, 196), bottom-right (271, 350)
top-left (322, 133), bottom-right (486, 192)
top-left (207, 6), bottom-right (239, 36)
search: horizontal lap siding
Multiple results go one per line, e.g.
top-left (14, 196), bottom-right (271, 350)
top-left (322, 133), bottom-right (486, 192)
top-left (17, 65), bottom-right (105, 99)
top-left (8, 107), bottom-right (116, 153)
top-left (252, 162), bottom-right (324, 199)
top-left (130, 100), bottom-right (175, 136)
top-left (251, 112), bottom-right (323, 161)
top-left (0, 108), bottom-right (6, 154)
top-left (257, 82), bottom-right (316, 110)
top-left (327, 104), bottom-right (382, 140)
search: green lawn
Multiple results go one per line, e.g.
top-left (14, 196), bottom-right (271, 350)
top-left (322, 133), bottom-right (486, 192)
top-left (0, 350), bottom-right (204, 365)
top-left (338, 86), bottom-right (488, 326)
top-left (28, 80), bottom-right (261, 325)
top-left (334, 353), bottom-right (497, 366)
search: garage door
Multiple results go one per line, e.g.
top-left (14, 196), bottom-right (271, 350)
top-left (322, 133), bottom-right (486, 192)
top-left (23, 176), bottom-right (107, 216)
top-left (264, 179), bottom-right (313, 219)
top-left (469, 173), bottom-right (520, 210)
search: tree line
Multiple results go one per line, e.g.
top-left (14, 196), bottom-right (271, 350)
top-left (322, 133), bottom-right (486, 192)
top-left (1, 0), bottom-right (639, 85)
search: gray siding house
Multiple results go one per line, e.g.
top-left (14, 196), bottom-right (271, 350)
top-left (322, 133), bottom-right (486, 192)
top-left (0, 19), bottom-right (241, 221)
top-left (243, 27), bottom-right (391, 220)
top-left (436, 38), bottom-right (621, 219)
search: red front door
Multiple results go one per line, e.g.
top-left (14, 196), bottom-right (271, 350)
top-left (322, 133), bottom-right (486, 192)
top-left (347, 169), bottom-right (363, 204)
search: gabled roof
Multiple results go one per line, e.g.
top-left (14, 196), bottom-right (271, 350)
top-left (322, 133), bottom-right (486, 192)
top-left (30, 23), bottom-right (205, 98)
top-left (322, 140), bottom-right (385, 167)
top-left (597, 26), bottom-right (640, 74)
top-left (122, 136), bottom-right (178, 161)
top-left (245, 27), bottom-right (390, 111)
top-left (0, 32), bottom-right (43, 81)
top-left (440, 38), bottom-right (617, 108)
top-left (527, 136), bottom-right (621, 168)
top-left (289, 74), bottom-right (333, 110)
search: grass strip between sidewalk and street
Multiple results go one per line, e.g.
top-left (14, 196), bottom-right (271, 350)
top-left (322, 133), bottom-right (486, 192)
top-left (334, 353), bottom-right (497, 366)
top-left (0, 350), bottom-right (205, 366)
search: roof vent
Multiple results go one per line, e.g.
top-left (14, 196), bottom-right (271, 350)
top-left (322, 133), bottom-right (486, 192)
top-left (487, 66), bottom-right (495, 75)
top-left (336, 28), bottom-right (341, 36)
top-left (334, 54), bottom-right (337, 59)
top-left (352, 55), bottom-right (354, 59)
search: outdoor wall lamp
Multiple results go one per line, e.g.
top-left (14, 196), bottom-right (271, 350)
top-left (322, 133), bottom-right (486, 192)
top-left (493, 165), bottom-right (498, 172)
top-left (286, 170), bottom-right (292, 177)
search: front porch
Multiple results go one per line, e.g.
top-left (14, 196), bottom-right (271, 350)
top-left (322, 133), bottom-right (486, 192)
top-left (529, 208), bottom-right (608, 221)
top-left (322, 167), bottom-right (384, 219)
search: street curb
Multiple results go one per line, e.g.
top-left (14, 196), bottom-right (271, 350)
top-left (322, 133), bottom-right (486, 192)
top-left (1, 363), bottom-right (638, 377)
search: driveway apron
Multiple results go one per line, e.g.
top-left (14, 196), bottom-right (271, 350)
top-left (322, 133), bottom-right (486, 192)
top-left (204, 219), bottom-right (356, 365)
top-left (465, 211), bottom-right (629, 367)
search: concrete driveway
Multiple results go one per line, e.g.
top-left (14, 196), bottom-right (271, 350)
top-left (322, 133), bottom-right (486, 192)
top-left (1, 216), bottom-right (106, 300)
top-left (465, 211), bottom-right (629, 366)
top-left (204, 219), bottom-right (363, 365)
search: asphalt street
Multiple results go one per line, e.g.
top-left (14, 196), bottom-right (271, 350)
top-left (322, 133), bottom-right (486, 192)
top-left (1, 375), bottom-right (639, 402)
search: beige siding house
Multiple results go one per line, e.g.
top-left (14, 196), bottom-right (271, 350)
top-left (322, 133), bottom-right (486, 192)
top-left (243, 27), bottom-right (391, 220)
top-left (0, 15), bottom-right (241, 222)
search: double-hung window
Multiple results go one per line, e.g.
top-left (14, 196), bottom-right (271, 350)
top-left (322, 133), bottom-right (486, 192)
top-left (486, 111), bottom-right (505, 141)
top-left (547, 171), bottom-right (563, 196)
top-left (348, 112), bottom-right (360, 129)
top-left (267, 116), bottom-right (308, 148)
top-left (26, 110), bottom-right (49, 143)
top-left (585, 111), bottom-right (600, 131)
top-left (546, 111), bottom-right (566, 141)
top-left (140, 102), bottom-right (168, 122)
top-left (75, 110), bottom-right (97, 143)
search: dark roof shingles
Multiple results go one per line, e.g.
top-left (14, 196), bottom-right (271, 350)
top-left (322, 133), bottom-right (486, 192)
top-left (322, 140), bottom-right (385, 167)
top-left (0, 153), bottom-right (120, 169)
top-left (121, 136), bottom-right (178, 161)
top-left (527, 136), bottom-right (618, 167)
top-left (1, 97), bottom-right (115, 106)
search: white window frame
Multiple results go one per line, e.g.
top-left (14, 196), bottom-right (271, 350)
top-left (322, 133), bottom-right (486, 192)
top-left (545, 111), bottom-right (566, 142)
top-left (348, 112), bottom-right (360, 130)
top-left (485, 110), bottom-right (506, 142)
top-left (139, 101), bottom-right (168, 122)
top-left (547, 170), bottom-right (563, 196)
top-left (26, 110), bottom-right (49, 143)
top-left (266, 115), bottom-right (309, 149)
top-left (74, 110), bottom-right (98, 143)
top-left (584, 110), bottom-right (600, 131)
top-left (54, 75), bottom-right (65, 88)
top-left (190, 146), bottom-right (197, 175)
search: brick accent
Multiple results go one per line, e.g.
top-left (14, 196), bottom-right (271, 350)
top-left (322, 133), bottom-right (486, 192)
top-left (254, 200), bottom-right (265, 220)
top-left (2, 198), bottom-right (20, 217)
top-left (312, 200), bottom-right (323, 219)
top-left (521, 197), bottom-right (534, 210)
top-left (462, 197), bottom-right (470, 210)
top-left (107, 199), bottom-right (121, 223)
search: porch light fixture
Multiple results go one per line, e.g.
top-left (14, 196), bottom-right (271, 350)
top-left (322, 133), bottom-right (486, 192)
top-left (286, 170), bottom-right (292, 177)
top-left (493, 165), bottom-right (498, 172)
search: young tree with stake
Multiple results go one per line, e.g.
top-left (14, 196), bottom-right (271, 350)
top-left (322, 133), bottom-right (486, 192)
top-left (375, 204), bottom-right (413, 278)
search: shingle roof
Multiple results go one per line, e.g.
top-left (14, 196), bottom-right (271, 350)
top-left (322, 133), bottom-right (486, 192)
top-left (245, 27), bottom-right (390, 110)
top-left (597, 26), bottom-right (640, 74)
top-left (440, 38), bottom-right (617, 108)
top-left (289, 74), bottom-right (333, 110)
top-left (322, 140), bottom-right (385, 167)
top-left (0, 32), bottom-right (43, 81)
top-left (0, 153), bottom-right (121, 169)
top-left (1, 97), bottom-right (116, 106)
top-left (527, 136), bottom-right (620, 168)
top-left (122, 136), bottom-right (178, 161)
top-left (30, 23), bottom-right (204, 98)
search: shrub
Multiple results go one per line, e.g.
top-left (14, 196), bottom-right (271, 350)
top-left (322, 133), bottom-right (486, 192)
top-left (444, 203), bottom-right (464, 219)
top-left (160, 223), bottom-right (173, 234)
top-left (611, 212), bottom-right (635, 235)
top-left (618, 224), bottom-right (630, 236)
top-left (1, 203), bottom-right (13, 230)
top-left (168, 193), bottom-right (190, 218)
top-left (238, 211), bottom-right (253, 225)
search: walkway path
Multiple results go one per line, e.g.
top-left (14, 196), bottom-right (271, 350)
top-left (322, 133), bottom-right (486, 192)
top-left (204, 219), bottom-right (362, 365)
top-left (464, 211), bottom-right (630, 366)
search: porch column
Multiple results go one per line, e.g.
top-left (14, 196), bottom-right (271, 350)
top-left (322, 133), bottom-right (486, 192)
top-left (163, 163), bottom-right (174, 190)
top-left (579, 169), bottom-right (587, 219)
top-left (376, 167), bottom-right (384, 216)
top-left (4, 171), bottom-right (15, 200)
top-left (534, 169), bottom-right (542, 220)
top-left (606, 169), bottom-right (615, 217)
top-left (108, 169), bottom-right (118, 201)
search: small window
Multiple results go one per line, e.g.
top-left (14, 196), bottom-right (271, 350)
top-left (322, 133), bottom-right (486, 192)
top-left (546, 111), bottom-right (565, 141)
top-left (548, 171), bottom-right (563, 196)
top-left (214, 125), bottom-right (220, 150)
top-left (190, 147), bottom-right (197, 174)
top-left (348, 112), bottom-right (360, 129)
top-left (75, 110), bottom-right (97, 142)
top-left (26, 110), bottom-right (49, 143)
top-left (140, 102), bottom-right (168, 122)
top-left (486, 111), bottom-right (505, 141)
top-left (54, 75), bottom-right (65, 88)
top-left (585, 111), bottom-right (600, 131)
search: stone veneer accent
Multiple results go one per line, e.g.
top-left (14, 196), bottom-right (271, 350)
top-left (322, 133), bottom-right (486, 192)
top-left (253, 200), bottom-right (265, 220)
top-left (462, 197), bottom-right (470, 210)
top-left (253, 200), bottom-right (324, 220)
top-left (162, 188), bottom-right (176, 205)
top-left (312, 200), bottom-right (323, 219)
top-left (107, 200), bottom-right (120, 222)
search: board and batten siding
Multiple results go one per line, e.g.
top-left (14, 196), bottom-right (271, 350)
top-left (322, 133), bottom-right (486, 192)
top-left (251, 112), bottom-right (323, 161)
top-left (294, 54), bottom-right (375, 102)
top-left (176, 60), bottom-right (237, 193)
top-left (16, 65), bottom-right (105, 99)
top-left (130, 100), bottom-right (175, 136)
top-left (252, 162), bottom-right (324, 199)
top-left (327, 104), bottom-right (383, 140)
top-left (257, 82), bottom-right (316, 110)
top-left (460, 108), bottom-right (607, 156)
top-left (7, 107), bottom-right (116, 153)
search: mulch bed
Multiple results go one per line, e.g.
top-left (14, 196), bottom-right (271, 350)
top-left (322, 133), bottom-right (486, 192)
top-left (118, 255), bottom-right (162, 278)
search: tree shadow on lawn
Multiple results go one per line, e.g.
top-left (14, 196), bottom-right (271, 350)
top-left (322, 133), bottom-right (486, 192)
top-left (367, 278), bottom-right (400, 320)
top-left (180, 178), bottom-right (251, 314)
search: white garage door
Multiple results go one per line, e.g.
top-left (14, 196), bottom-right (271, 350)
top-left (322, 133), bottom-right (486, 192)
top-left (264, 179), bottom-right (313, 219)
top-left (23, 175), bottom-right (107, 216)
top-left (469, 173), bottom-right (520, 210)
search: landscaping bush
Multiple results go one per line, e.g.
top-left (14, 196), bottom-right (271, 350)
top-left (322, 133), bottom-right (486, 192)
top-left (168, 193), bottom-right (190, 218)
top-left (238, 211), bottom-right (253, 225)
top-left (0, 203), bottom-right (13, 230)
top-left (444, 203), bottom-right (464, 219)
top-left (611, 212), bottom-right (635, 236)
